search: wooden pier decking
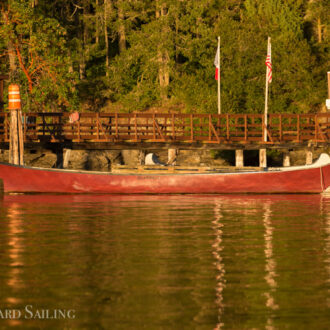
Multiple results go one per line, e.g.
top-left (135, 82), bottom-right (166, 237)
top-left (0, 112), bottom-right (329, 150)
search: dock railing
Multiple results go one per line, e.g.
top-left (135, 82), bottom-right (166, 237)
top-left (0, 112), bottom-right (329, 145)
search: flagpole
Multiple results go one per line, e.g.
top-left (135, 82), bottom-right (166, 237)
top-left (217, 36), bottom-right (221, 114)
top-left (264, 36), bottom-right (271, 142)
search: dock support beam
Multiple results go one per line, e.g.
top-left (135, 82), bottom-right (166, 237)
top-left (138, 150), bottom-right (145, 165)
top-left (235, 149), bottom-right (244, 167)
top-left (9, 109), bottom-right (24, 165)
top-left (283, 150), bottom-right (290, 167)
top-left (306, 148), bottom-right (313, 165)
top-left (259, 149), bottom-right (267, 168)
top-left (167, 149), bottom-right (178, 165)
top-left (63, 149), bottom-right (72, 169)
top-left (8, 84), bottom-right (24, 165)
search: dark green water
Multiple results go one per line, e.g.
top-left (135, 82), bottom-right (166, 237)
top-left (0, 194), bottom-right (329, 329)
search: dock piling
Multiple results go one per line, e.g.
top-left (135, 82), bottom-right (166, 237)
top-left (283, 150), bottom-right (291, 167)
top-left (259, 149), bottom-right (267, 168)
top-left (235, 149), bottom-right (244, 167)
top-left (168, 148), bottom-right (178, 165)
top-left (63, 149), bottom-right (72, 169)
top-left (8, 84), bottom-right (24, 166)
top-left (306, 148), bottom-right (313, 165)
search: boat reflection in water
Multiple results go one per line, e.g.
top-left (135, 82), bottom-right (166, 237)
top-left (0, 193), bottom-right (329, 329)
top-left (321, 193), bottom-right (330, 308)
top-left (4, 202), bottom-right (24, 326)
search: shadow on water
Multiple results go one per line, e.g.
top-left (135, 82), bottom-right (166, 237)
top-left (0, 193), bottom-right (329, 329)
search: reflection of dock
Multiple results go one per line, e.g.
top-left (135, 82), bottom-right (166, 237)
top-left (6, 203), bottom-right (24, 326)
top-left (321, 195), bottom-right (330, 308)
top-left (212, 199), bottom-right (225, 329)
top-left (263, 202), bottom-right (278, 329)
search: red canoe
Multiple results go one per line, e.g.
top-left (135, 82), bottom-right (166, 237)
top-left (0, 154), bottom-right (330, 194)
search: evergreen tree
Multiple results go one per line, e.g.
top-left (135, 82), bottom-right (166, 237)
top-left (0, 0), bottom-right (327, 113)
top-left (0, 0), bottom-right (78, 111)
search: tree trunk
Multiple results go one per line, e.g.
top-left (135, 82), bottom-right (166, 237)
top-left (104, 0), bottom-right (111, 76)
top-left (8, 41), bottom-right (17, 80)
top-left (175, 12), bottom-right (179, 63)
top-left (95, 0), bottom-right (99, 44)
top-left (31, 0), bottom-right (38, 8)
top-left (156, 2), bottom-right (169, 102)
top-left (118, 2), bottom-right (126, 53)
top-left (79, 2), bottom-right (89, 80)
top-left (317, 17), bottom-right (322, 43)
top-left (1, 10), bottom-right (17, 80)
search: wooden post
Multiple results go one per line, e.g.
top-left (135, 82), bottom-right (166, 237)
top-left (168, 149), bottom-right (177, 166)
top-left (217, 36), bottom-right (221, 114)
top-left (259, 148), bottom-right (267, 168)
top-left (235, 149), bottom-right (244, 168)
top-left (327, 72), bottom-right (330, 111)
top-left (328, 72), bottom-right (330, 99)
top-left (264, 37), bottom-right (271, 142)
top-left (153, 112), bottom-right (156, 140)
top-left (306, 148), bottom-right (313, 165)
top-left (9, 109), bottom-right (17, 164)
top-left (283, 150), bottom-right (290, 167)
top-left (138, 150), bottom-right (145, 165)
top-left (8, 84), bottom-right (24, 165)
top-left (96, 113), bottom-right (100, 140)
top-left (4, 112), bottom-right (8, 141)
top-left (63, 149), bottom-right (72, 169)
top-left (297, 114), bottom-right (300, 142)
top-left (115, 113), bottom-right (118, 138)
top-left (9, 109), bottom-right (24, 165)
top-left (134, 113), bottom-right (137, 141)
top-left (18, 109), bottom-right (24, 165)
top-left (75, 114), bottom-right (81, 141)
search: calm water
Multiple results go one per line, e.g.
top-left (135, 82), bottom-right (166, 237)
top-left (0, 194), bottom-right (330, 329)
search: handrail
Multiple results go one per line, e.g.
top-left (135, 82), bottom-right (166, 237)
top-left (0, 112), bottom-right (329, 145)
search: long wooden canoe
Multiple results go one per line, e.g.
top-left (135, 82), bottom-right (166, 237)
top-left (0, 154), bottom-right (329, 194)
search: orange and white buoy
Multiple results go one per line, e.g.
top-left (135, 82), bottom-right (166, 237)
top-left (8, 84), bottom-right (21, 110)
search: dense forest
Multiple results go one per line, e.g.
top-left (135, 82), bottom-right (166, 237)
top-left (0, 0), bottom-right (329, 114)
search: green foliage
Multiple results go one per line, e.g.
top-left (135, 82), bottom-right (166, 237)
top-left (0, 0), bottom-right (79, 111)
top-left (0, 0), bottom-right (328, 113)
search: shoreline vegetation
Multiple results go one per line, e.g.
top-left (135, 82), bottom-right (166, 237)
top-left (0, 1), bottom-right (328, 115)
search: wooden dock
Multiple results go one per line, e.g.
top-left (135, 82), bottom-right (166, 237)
top-left (0, 112), bottom-right (329, 150)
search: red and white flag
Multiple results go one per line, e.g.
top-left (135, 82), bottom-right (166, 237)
top-left (265, 43), bottom-right (272, 83)
top-left (214, 44), bottom-right (220, 80)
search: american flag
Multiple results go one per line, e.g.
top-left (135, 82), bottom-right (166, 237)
top-left (265, 43), bottom-right (272, 83)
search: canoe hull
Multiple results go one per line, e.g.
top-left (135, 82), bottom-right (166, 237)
top-left (0, 162), bottom-right (329, 194)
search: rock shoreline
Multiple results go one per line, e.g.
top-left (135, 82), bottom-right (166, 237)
top-left (1, 147), bottom-right (329, 171)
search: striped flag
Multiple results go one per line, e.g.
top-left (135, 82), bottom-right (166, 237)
top-left (265, 42), bottom-right (272, 83)
top-left (214, 44), bottom-right (220, 80)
